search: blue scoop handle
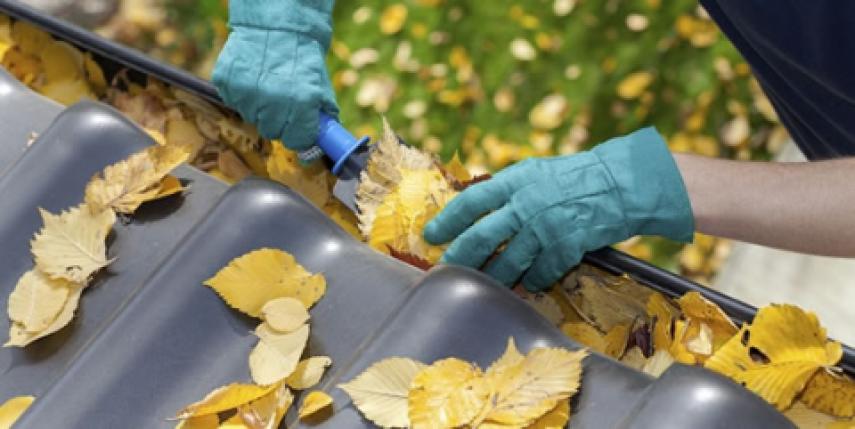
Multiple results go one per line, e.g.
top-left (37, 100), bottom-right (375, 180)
top-left (317, 111), bottom-right (370, 175)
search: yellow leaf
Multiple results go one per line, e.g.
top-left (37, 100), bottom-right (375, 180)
top-left (249, 323), bottom-right (309, 385)
top-left (0, 16), bottom-right (12, 58)
top-left (619, 346), bottom-right (648, 371)
top-left (156, 175), bottom-right (185, 199)
top-left (573, 276), bottom-right (647, 332)
top-left (38, 79), bottom-right (95, 106)
top-left (7, 269), bottom-right (72, 333)
top-left (31, 204), bottom-right (115, 283)
top-left (261, 297), bottom-right (310, 333)
top-left (443, 153), bottom-right (472, 183)
top-left (0, 395), bottom-right (34, 429)
top-left (165, 118), bottom-right (206, 161)
top-left (520, 292), bottom-right (564, 326)
top-left (322, 200), bottom-right (361, 240)
top-left (236, 383), bottom-right (293, 429)
top-left (85, 145), bottom-right (189, 214)
top-left (39, 41), bottom-right (83, 83)
top-left (704, 304), bottom-right (843, 410)
top-left (480, 347), bottom-right (587, 426)
top-left (409, 358), bottom-right (490, 428)
top-left (677, 291), bottom-right (737, 351)
top-left (285, 356), bottom-right (332, 390)
top-left (801, 369), bottom-right (855, 418)
top-left (82, 52), bottom-right (107, 96)
top-left (6, 285), bottom-right (82, 347)
top-left (616, 71), bottom-right (654, 100)
top-left (174, 414), bottom-right (218, 429)
top-left (526, 400), bottom-right (570, 429)
top-left (298, 391), bottom-right (334, 421)
top-left (266, 143), bottom-right (330, 208)
top-left (486, 338), bottom-right (526, 380)
top-left (175, 383), bottom-right (277, 419)
top-left (784, 401), bottom-right (855, 429)
top-left (204, 248), bottom-right (326, 317)
top-left (339, 357), bottom-right (427, 428)
top-left (11, 21), bottom-right (51, 54)
top-left (646, 292), bottom-right (680, 352)
top-left (561, 323), bottom-right (606, 353)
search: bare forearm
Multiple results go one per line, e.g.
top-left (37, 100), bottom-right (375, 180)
top-left (674, 153), bottom-right (855, 257)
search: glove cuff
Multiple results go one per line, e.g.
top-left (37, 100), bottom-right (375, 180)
top-left (228, 0), bottom-right (334, 48)
top-left (592, 127), bottom-right (695, 243)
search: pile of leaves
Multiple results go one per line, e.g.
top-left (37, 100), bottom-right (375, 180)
top-left (339, 338), bottom-right (586, 428)
top-left (175, 248), bottom-right (334, 428)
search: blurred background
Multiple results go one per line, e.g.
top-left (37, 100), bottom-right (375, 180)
top-left (17, 0), bottom-right (855, 344)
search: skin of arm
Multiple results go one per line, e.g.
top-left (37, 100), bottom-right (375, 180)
top-left (673, 152), bottom-right (855, 257)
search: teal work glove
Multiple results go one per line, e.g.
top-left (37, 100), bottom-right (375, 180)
top-left (212, 0), bottom-right (338, 159)
top-left (423, 127), bottom-right (695, 291)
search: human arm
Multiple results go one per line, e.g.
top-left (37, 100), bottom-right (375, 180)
top-left (675, 153), bottom-right (855, 257)
top-left (212, 0), bottom-right (337, 160)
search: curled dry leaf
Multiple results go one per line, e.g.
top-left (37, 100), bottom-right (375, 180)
top-left (84, 145), bottom-right (189, 214)
top-left (298, 391), bottom-right (334, 421)
top-left (261, 297), bottom-right (310, 334)
top-left (31, 204), bottom-right (115, 284)
top-left (236, 383), bottom-right (294, 429)
top-left (0, 395), bottom-right (35, 429)
top-left (704, 304), bottom-right (843, 410)
top-left (204, 248), bottom-right (326, 317)
top-left (339, 357), bottom-right (427, 428)
top-left (285, 356), bottom-right (332, 390)
top-left (175, 383), bottom-right (277, 419)
top-left (249, 323), bottom-right (310, 386)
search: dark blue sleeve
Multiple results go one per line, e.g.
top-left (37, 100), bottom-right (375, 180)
top-left (702, 0), bottom-right (855, 160)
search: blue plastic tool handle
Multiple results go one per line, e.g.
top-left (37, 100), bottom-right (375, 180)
top-left (317, 111), bottom-right (370, 175)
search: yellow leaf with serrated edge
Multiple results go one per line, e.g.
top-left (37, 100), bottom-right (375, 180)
top-left (526, 400), bottom-right (570, 429)
top-left (236, 382), bottom-right (293, 429)
top-left (285, 356), bottom-right (332, 390)
top-left (85, 145), bottom-right (189, 214)
top-left (705, 304), bottom-right (842, 410)
top-left (801, 369), bottom-right (855, 418)
top-left (261, 297), bottom-right (310, 333)
top-left (339, 357), bottom-right (426, 428)
top-left (204, 248), bottom-right (326, 317)
top-left (298, 391), bottom-right (333, 421)
top-left (479, 347), bottom-right (586, 426)
top-left (266, 143), bottom-right (331, 208)
top-left (6, 284), bottom-right (82, 347)
top-left (7, 269), bottom-right (72, 333)
top-left (0, 395), bottom-right (34, 429)
top-left (31, 204), bottom-right (115, 283)
top-left (409, 358), bottom-right (491, 428)
top-left (174, 414), bottom-right (218, 429)
top-left (249, 323), bottom-right (309, 385)
top-left (175, 383), bottom-right (277, 419)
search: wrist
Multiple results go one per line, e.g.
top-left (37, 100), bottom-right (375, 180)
top-left (593, 127), bottom-right (695, 242)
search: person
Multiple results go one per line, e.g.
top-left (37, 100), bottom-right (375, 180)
top-left (213, 1), bottom-right (855, 292)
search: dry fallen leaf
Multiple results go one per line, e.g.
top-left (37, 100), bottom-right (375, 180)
top-left (236, 382), bottom-right (293, 429)
top-left (408, 358), bottom-right (491, 428)
top-left (173, 414), bottom-right (217, 429)
top-left (7, 269), bottom-right (73, 334)
top-left (704, 304), bottom-right (842, 410)
top-left (0, 395), bottom-right (34, 429)
top-left (285, 356), bottom-right (332, 390)
top-left (6, 284), bottom-right (83, 347)
top-left (266, 143), bottom-right (331, 208)
top-left (175, 383), bottom-right (277, 419)
top-left (561, 322), bottom-right (628, 359)
top-left (478, 346), bottom-right (586, 427)
top-left (84, 145), bottom-right (189, 214)
top-left (298, 391), bottom-right (334, 421)
top-left (31, 204), bottom-right (115, 283)
top-left (204, 248), bottom-right (326, 317)
top-left (642, 349), bottom-right (675, 378)
top-left (339, 357), bottom-right (427, 428)
top-left (249, 323), bottom-right (310, 385)
top-left (801, 369), bottom-right (855, 418)
top-left (261, 297), bottom-right (310, 334)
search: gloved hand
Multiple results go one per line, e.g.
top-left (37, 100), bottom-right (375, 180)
top-left (213, 0), bottom-right (338, 160)
top-left (424, 127), bottom-right (694, 291)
